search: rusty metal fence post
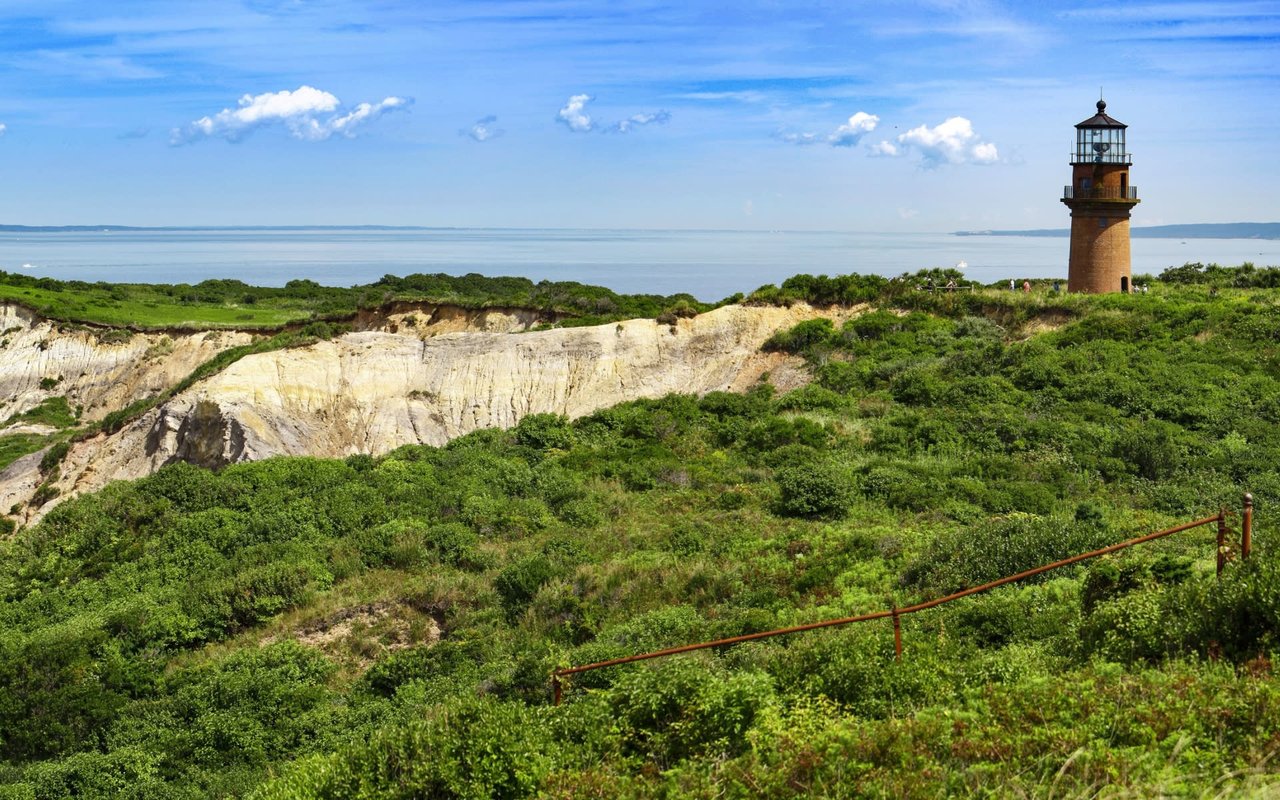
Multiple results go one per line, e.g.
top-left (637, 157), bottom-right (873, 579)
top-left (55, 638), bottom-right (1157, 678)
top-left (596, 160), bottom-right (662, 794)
top-left (1243, 493), bottom-right (1253, 560)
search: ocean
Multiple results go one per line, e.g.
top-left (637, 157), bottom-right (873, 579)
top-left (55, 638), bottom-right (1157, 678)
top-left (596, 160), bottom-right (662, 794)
top-left (1, 228), bottom-right (1276, 302)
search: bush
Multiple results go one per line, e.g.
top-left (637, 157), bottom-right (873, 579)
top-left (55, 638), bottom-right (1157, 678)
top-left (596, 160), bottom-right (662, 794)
top-left (495, 555), bottom-right (563, 617)
top-left (905, 513), bottom-right (1115, 595)
top-left (607, 658), bottom-right (776, 767)
top-left (423, 522), bottom-right (485, 569)
top-left (774, 458), bottom-right (855, 518)
top-left (39, 442), bottom-right (70, 473)
top-left (1080, 558), bottom-right (1280, 663)
top-left (253, 695), bottom-right (554, 800)
top-left (774, 627), bottom-right (952, 718)
top-left (762, 318), bottom-right (835, 354)
top-left (514, 413), bottom-right (576, 452)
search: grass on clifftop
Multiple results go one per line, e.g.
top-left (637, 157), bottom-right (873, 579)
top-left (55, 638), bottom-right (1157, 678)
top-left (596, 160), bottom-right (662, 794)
top-left (0, 280), bottom-right (306, 329)
top-left (0, 271), bottom-right (715, 331)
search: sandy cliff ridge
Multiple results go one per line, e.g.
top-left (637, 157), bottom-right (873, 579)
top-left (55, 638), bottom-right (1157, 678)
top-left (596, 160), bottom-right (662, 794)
top-left (1, 302), bottom-right (852, 526)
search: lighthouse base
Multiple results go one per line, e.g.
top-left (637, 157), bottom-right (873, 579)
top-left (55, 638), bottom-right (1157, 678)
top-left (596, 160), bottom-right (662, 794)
top-left (1063, 199), bottom-right (1139, 294)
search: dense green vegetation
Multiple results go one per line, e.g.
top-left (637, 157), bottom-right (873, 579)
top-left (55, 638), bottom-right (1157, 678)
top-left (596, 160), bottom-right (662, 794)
top-left (0, 271), bottom-right (712, 331)
top-left (1, 271), bottom-right (1279, 797)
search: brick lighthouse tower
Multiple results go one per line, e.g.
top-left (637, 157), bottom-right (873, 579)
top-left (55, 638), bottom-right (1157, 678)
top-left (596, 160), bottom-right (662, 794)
top-left (1061, 99), bottom-right (1139, 293)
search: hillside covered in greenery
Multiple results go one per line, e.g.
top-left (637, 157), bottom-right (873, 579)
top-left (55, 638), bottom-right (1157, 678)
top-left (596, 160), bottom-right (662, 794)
top-left (1, 271), bottom-right (1279, 798)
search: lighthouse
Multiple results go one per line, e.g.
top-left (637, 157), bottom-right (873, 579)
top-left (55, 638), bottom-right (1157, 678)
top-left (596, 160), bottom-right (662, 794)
top-left (1061, 99), bottom-right (1139, 293)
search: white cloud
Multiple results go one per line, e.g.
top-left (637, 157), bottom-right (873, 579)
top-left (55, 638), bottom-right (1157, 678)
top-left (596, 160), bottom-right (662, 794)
top-left (326, 96), bottom-right (408, 137)
top-left (557, 94), bottom-right (594, 132)
top-left (0, 123), bottom-right (6, 136)
top-left (171, 86), bottom-right (409, 144)
top-left (611, 110), bottom-right (670, 133)
top-left (558, 95), bottom-right (670, 134)
top-left (775, 131), bottom-right (822, 146)
top-left (895, 117), bottom-right (998, 167)
top-left (829, 112), bottom-right (879, 147)
top-left (778, 111), bottom-right (879, 148)
top-left (461, 115), bottom-right (503, 142)
top-left (970, 141), bottom-right (999, 164)
top-left (869, 140), bottom-right (900, 157)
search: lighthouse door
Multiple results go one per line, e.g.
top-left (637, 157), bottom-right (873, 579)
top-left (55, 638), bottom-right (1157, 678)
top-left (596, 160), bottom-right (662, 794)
top-left (1121, 276), bottom-right (1130, 293)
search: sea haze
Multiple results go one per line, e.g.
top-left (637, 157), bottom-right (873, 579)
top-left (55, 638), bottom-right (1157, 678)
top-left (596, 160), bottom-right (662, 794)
top-left (1, 228), bottom-right (1276, 302)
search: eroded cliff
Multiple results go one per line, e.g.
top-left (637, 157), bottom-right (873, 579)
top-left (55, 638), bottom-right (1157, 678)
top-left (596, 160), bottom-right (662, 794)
top-left (0, 303), bottom-right (258, 424)
top-left (1, 302), bottom-right (852, 526)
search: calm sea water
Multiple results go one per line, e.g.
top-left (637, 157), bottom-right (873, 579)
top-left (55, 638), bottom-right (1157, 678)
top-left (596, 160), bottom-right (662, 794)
top-left (1, 228), bottom-right (1276, 302)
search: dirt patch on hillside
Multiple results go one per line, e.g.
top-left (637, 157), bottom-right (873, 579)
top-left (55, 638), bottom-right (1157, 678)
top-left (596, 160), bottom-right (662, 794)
top-left (276, 600), bottom-right (443, 669)
top-left (1016, 310), bottom-right (1075, 338)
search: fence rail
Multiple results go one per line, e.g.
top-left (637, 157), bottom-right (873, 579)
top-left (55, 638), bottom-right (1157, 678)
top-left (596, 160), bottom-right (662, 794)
top-left (552, 493), bottom-right (1255, 704)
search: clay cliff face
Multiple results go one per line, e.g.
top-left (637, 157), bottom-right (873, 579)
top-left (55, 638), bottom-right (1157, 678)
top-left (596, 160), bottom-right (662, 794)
top-left (0, 303), bottom-right (257, 424)
top-left (1, 302), bottom-right (850, 526)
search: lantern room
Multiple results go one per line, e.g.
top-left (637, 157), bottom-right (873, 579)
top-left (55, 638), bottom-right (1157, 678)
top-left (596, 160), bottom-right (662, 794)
top-left (1071, 100), bottom-right (1130, 166)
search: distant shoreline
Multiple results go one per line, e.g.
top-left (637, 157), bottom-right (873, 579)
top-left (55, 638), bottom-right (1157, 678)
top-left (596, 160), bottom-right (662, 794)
top-left (2, 222), bottom-right (1276, 241)
top-left (0, 225), bottom-right (434, 233)
top-left (954, 222), bottom-right (1280, 240)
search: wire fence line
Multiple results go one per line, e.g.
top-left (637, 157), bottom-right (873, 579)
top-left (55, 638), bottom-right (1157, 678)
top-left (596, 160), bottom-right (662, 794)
top-left (552, 493), bottom-right (1255, 705)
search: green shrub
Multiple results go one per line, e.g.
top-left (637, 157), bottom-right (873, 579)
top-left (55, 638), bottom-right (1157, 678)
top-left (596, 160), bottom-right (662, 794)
top-left (422, 522), bottom-right (484, 569)
top-left (762, 318), bottom-right (834, 354)
top-left (251, 695), bottom-right (554, 800)
top-left (774, 627), bottom-right (953, 718)
top-left (905, 513), bottom-right (1115, 594)
top-left (514, 413), bottom-right (576, 452)
top-left (361, 639), bottom-right (491, 699)
top-left (38, 442), bottom-right (70, 473)
top-left (607, 657), bottom-right (775, 767)
top-left (774, 458), bottom-right (855, 518)
top-left (495, 555), bottom-right (562, 617)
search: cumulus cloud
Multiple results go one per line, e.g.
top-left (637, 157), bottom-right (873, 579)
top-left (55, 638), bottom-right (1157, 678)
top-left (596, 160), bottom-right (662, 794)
top-left (777, 111), bottom-right (879, 148)
top-left (0, 123), bottom-right (6, 136)
top-left (557, 94), bottom-right (594, 132)
top-left (828, 112), bottom-right (879, 147)
top-left (461, 115), bottom-right (503, 142)
top-left (611, 110), bottom-right (670, 133)
top-left (171, 86), bottom-right (410, 145)
top-left (558, 94), bottom-right (670, 134)
top-left (895, 117), bottom-right (998, 167)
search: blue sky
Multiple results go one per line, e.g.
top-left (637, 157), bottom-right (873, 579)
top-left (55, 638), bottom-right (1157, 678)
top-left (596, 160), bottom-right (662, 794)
top-left (0, 0), bottom-right (1277, 230)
